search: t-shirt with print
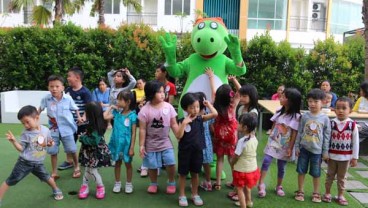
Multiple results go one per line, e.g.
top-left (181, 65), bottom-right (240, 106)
top-left (264, 110), bottom-right (301, 161)
top-left (65, 86), bottom-right (92, 121)
top-left (19, 125), bottom-right (52, 163)
top-left (178, 116), bottom-right (205, 151)
top-left (164, 81), bottom-right (176, 102)
top-left (138, 102), bottom-right (177, 152)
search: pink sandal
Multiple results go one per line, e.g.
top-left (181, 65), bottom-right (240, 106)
top-left (275, 186), bottom-right (285, 196)
top-left (335, 196), bottom-right (348, 206)
top-left (258, 183), bottom-right (266, 198)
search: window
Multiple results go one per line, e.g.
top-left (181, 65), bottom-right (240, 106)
top-left (1, 0), bottom-right (17, 13)
top-left (248, 0), bottom-right (287, 30)
top-left (330, 0), bottom-right (363, 34)
top-left (165, 0), bottom-right (190, 15)
top-left (105, 0), bottom-right (120, 14)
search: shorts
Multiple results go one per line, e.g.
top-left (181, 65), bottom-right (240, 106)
top-left (178, 148), bottom-right (203, 175)
top-left (232, 169), bottom-right (260, 189)
top-left (296, 148), bottom-right (322, 178)
top-left (6, 158), bottom-right (50, 186)
top-left (143, 148), bottom-right (176, 169)
top-left (48, 131), bottom-right (77, 155)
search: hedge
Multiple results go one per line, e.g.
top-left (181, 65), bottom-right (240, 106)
top-left (0, 24), bottom-right (364, 101)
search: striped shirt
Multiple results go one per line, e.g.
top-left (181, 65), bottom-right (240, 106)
top-left (65, 86), bottom-right (92, 121)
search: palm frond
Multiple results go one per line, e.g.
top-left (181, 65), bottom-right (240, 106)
top-left (10, 0), bottom-right (34, 10)
top-left (90, 0), bottom-right (100, 16)
top-left (122, 0), bottom-right (142, 13)
top-left (32, 5), bottom-right (51, 25)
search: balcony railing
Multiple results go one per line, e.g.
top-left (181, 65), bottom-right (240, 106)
top-left (289, 16), bottom-right (326, 32)
top-left (127, 12), bottom-right (157, 26)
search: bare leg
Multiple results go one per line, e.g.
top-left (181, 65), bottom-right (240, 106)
top-left (114, 161), bottom-right (122, 182)
top-left (298, 174), bottom-right (305, 192)
top-left (166, 165), bottom-right (176, 183)
top-left (216, 155), bottom-right (224, 185)
top-left (313, 177), bottom-right (320, 193)
top-left (69, 152), bottom-right (80, 172)
top-left (46, 177), bottom-right (59, 190)
top-left (125, 162), bottom-right (132, 183)
top-left (0, 182), bottom-right (10, 201)
top-left (66, 153), bottom-right (73, 164)
top-left (51, 155), bottom-right (58, 176)
top-left (190, 172), bottom-right (199, 196)
top-left (203, 163), bottom-right (211, 182)
top-left (148, 169), bottom-right (158, 183)
top-left (179, 175), bottom-right (186, 197)
top-left (245, 186), bottom-right (252, 205)
top-left (258, 170), bottom-right (267, 185)
top-left (236, 186), bottom-right (246, 208)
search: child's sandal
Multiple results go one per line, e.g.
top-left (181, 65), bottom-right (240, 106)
top-left (294, 191), bottom-right (304, 201)
top-left (213, 183), bottom-right (221, 190)
top-left (53, 189), bottom-right (64, 201)
top-left (335, 196), bottom-right (348, 206)
top-left (322, 194), bottom-right (332, 203)
top-left (312, 193), bottom-right (322, 203)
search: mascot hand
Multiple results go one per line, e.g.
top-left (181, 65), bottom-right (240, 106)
top-left (224, 34), bottom-right (243, 65)
top-left (159, 33), bottom-right (177, 66)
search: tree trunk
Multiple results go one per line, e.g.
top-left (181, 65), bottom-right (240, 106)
top-left (98, 0), bottom-right (105, 26)
top-left (54, 0), bottom-right (63, 24)
top-left (363, 0), bottom-right (368, 80)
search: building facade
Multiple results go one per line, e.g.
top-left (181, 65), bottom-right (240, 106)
top-left (0, 0), bottom-right (363, 48)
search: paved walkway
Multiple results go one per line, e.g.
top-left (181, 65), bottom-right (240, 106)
top-left (321, 156), bottom-right (368, 205)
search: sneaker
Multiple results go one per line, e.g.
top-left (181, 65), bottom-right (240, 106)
top-left (96, 185), bottom-right (105, 199)
top-left (78, 185), bottom-right (89, 199)
top-left (140, 169), bottom-right (148, 177)
top-left (200, 181), bottom-right (212, 191)
top-left (275, 185), bottom-right (285, 196)
top-left (179, 196), bottom-right (188, 207)
top-left (58, 161), bottom-right (73, 170)
top-left (147, 184), bottom-right (158, 194)
top-left (166, 182), bottom-right (176, 194)
top-left (192, 195), bottom-right (204, 206)
top-left (113, 182), bottom-right (121, 193)
top-left (125, 183), bottom-right (133, 194)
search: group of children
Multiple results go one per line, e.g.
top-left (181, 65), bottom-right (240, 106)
top-left (0, 65), bottom-right (362, 208)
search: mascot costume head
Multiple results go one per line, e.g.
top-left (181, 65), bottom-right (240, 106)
top-left (160, 17), bottom-right (246, 118)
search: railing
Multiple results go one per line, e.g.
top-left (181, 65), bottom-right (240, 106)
top-left (127, 12), bottom-right (157, 26)
top-left (289, 16), bottom-right (326, 32)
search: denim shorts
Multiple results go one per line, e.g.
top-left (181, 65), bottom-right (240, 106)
top-left (143, 148), bottom-right (176, 169)
top-left (47, 131), bottom-right (77, 155)
top-left (296, 148), bottom-right (322, 177)
top-left (6, 158), bottom-right (50, 186)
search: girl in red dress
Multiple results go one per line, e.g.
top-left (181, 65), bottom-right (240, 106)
top-left (213, 84), bottom-right (240, 190)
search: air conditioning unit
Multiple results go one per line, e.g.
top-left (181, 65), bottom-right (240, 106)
top-left (312, 3), bottom-right (323, 20)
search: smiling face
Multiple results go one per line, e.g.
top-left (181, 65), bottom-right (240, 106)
top-left (191, 18), bottom-right (229, 60)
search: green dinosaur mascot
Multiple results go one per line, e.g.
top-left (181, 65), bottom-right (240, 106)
top-left (160, 17), bottom-right (246, 118)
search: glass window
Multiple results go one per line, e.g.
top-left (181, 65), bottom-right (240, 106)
top-left (183, 0), bottom-right (190, 15)
top-left (113, 0), bottom-right (119, 14)
top-left (105, 0), bottom-right (112, 14)
top-left (330, 0), bottom-right (363, 34)
top-left (247, 0), bottom-right (287, 30)
top-left (258, 1), bottom-right (275, 19)
top-left (248, 0), bottom-right (258, 18)
top-left (173, 0), bottom-right (182, 14)
top-left (164, 0), bottom-right (171, 15)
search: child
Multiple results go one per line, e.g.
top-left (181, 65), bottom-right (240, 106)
top-left (108, 68), bottom-right (137, 106)
top-left (39, 75), bottom-right (81, 179)
top-left (294, 88), bottom-right (331, 203)
top-left (92, 77), bottom-right (112, 128)
top-left (138, 80), bottom-right (179, 194)
top-left (197, 92), bottom-right (216, 192)
top-left (213, 84), bottom-right (240, 190)
top-left (61, 66), bottom-right (92, 172)
top-left (176, 92), bottom-right (218, 206)
top-left (320, 80), bottom-right (338, 108)
top-left (0, 105), bottom-right (63, 206)
top-left (230, 113), bottom-right (260, 208)
top-left (272, 85), bottom-right (285, 101)
top-left (353, 81), bottom-right (368, 141)
top-left (258, 88), bottom-right (302, 198)
top-left (322, 92), bottom-right (333, 110)
top-left (322, 97), bottom-right (359, 205)
top-left (155, 64), bottom-right (177, 104)
top-left (104, 90), bottom-right (137, 194)
top-left (78, 102), bottom-right (111, 199)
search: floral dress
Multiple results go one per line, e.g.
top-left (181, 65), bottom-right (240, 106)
top-left (79, 131), bottom-right (111, 168)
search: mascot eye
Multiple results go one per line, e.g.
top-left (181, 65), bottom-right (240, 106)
top-left (210, 22), bottom-right (218, 29)
top-left (198, 22), bottom-right (205, 30)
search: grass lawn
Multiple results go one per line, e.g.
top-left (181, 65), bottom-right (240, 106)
top-left (0, 123), bottom-right (365, 208)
